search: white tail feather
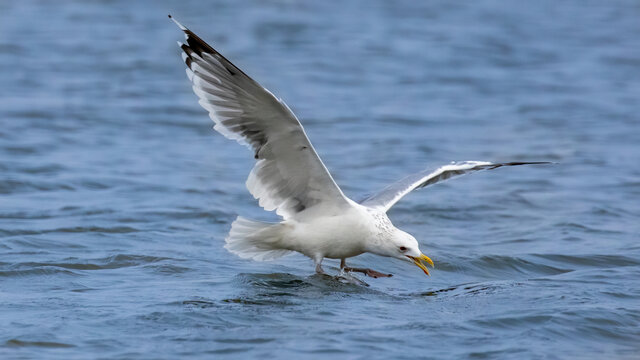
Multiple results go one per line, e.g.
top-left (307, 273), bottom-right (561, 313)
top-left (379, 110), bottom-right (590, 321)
top-left (224, 217), bottom-right (291, 261)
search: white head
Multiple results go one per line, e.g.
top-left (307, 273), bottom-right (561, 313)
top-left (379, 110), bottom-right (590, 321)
top-left (369, 227), bottom-right (434, 276)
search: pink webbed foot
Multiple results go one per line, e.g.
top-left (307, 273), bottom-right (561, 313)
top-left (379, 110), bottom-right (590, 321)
top-left (344, 267), bottom-right (393, 279)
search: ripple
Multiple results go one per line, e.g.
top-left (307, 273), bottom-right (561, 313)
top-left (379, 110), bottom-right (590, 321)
top-left (145, 263), bottom-right (192, 275)
top-left (141, 209), bottom-right (228, 222)
top-left (532, 254), bottom-right (640, 268)
top-left (0, 180), bottom-right (75, 194)
top-left (220, 297), bottom-right (296, 306)
top-left (554, 222), bottom-right (624, 235)
top-left (0, 210), bottom-right (54, 220)
top-left (52, 226), bottom-right (140, 234)
top-left (182, 299), bottom-right (218, 308)
top-left (467, 255), bottom-right (571, 276)
top-left (413, 282), bottom-right (509, 298)
top-left (16, 164), bottom-right (66, 175)
top-left (2, 146), bottom-right (39, 155)
top-left (0, 267), bottom-right (80, 277)
top-left (235, 272), bottom-right (377, 294)
top-left (472, 315), bottom-right (553, 329)
top-left (5, 254), bottom-right (172, 275)
top-left (5, 339), bottom-right (75, 348)
top-left (6, 237), bottom-right (87, 250)
top-left (212, 337), bottom-right (274, 344)
top-left (0, 226), bottom-right (140, 238)
top-left (236, 273), bottom-right (314, 289)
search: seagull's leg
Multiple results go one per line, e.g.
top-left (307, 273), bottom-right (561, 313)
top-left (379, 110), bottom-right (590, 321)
top-left (314, 256), bottom-right (325, 275)
top-left (336, 258), bottom-right (369, 286)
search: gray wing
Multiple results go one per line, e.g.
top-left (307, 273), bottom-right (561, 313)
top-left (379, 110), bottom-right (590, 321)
top-left (171, 16), bottom-right (351, 219)
top-left (360, 161), bottom-right (550, 212)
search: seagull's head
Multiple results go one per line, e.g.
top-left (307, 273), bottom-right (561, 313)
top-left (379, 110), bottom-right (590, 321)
top-left (374, 229), bottom-right (434, 276)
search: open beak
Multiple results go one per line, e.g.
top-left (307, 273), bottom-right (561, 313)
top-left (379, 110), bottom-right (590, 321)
top-left (407, 254), bottom-right (435, 276)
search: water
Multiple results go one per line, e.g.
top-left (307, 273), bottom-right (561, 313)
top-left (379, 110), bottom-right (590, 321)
top-left (1, 0), bottom-right (639, 359)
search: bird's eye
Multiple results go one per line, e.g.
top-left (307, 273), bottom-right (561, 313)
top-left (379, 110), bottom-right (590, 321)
top-left (399, 246), bottom-right (407, 252)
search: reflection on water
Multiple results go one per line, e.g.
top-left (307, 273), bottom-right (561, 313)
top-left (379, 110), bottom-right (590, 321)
top-left (1, 0), bottom-right (639, 359)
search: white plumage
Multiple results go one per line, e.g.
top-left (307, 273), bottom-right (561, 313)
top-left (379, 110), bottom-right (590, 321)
top-left (170, 16), bottom-right (548, 279)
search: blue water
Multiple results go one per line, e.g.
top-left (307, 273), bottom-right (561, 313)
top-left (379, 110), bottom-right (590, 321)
top-left (1, 1), bottom-right (639, 359)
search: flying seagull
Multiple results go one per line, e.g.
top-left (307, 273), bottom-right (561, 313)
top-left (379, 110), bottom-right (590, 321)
top-left (170, 15), bottom-right (549, 279)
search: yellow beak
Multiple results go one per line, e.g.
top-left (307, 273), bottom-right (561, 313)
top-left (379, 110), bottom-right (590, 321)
top-left (408, 254), bottom-right (435, 276)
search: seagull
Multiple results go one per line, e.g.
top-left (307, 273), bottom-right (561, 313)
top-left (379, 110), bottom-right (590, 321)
top-left (170, 15), bottom-right (549, 279)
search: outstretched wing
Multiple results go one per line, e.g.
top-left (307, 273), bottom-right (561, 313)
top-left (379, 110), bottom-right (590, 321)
top-left (360, 161), bottom-right (550, 211)
top-left (171, 16), bottom-right (351, 219)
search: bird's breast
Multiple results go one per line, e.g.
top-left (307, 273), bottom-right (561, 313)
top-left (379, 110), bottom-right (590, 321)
top-left (285, 208), bottom-right (375, 259)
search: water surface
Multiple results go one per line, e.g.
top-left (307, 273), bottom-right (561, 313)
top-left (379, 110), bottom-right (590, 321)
top-left (1, 1), bottom-right (639, 359)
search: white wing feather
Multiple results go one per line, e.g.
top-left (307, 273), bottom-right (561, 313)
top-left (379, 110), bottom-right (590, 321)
top-left (172, 16), bottom-right (351, 219)
top-left (360, 161), bottom-right (550, 212)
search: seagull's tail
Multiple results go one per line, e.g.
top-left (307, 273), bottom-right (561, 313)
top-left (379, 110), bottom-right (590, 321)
top-left (225, 217), bottom-right (291, 261)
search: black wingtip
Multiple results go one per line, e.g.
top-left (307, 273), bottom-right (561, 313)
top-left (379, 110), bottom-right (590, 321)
top-left (509, 161), bottom-right (554, 165)
top-left (486, 161), bottom-right (555, 170)
top-left (169, 14), bottom-right (188, 31)
top-left (171, 17), bottom-right (254, 80)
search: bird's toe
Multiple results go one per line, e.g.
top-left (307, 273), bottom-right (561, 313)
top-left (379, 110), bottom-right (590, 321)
top-left (365, 269), bottom-right (393, 278)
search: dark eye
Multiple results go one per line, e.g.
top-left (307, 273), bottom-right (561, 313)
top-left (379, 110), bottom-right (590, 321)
top-left (399, 246), bottom-right (407, 252)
